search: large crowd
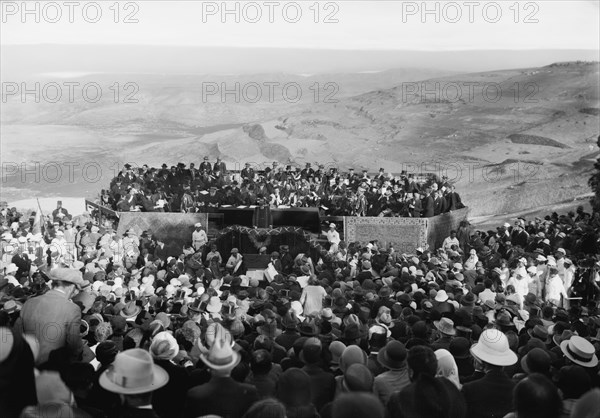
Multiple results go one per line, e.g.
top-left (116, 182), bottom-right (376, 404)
top-left (97, 159), bottom-right (464, 217)
top-left (1, 195), bottom-right (600, 418)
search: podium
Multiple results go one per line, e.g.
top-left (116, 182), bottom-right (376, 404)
top-left (252, 205), bottom-right (272, 229)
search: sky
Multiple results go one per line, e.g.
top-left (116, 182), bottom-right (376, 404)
top-left (1, 0), bottom-right (599, 51)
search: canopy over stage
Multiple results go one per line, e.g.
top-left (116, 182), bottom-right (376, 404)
top-left (111, 207), bottom-right (468, 257)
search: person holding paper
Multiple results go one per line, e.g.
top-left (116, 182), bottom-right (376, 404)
top-left (226, 248), bottom-right (243, 273)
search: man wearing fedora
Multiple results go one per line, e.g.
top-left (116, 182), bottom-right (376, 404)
top-left (99, 348), bottom-right (169, 418)
top-left (183, 325), bottom-right (258, 418)
top-left (16, 267), bottom-right (86, 368)
top-left (373, 340), bottom-right (410, 406)
top-left (431, 317), bottom-right (457, 351)
top-left (461, 328), bottom-right (518, 418)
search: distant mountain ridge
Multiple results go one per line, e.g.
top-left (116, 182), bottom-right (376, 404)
top-left (1, 62), bottom-right (599, 219)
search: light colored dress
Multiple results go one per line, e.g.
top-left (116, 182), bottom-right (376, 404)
top-left (300, 285), bottom-right (327, 316)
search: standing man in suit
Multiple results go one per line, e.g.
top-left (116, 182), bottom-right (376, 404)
top-left (199, 156), bottom-right (212, 175)
top-left (15, 268), bottom-right (85, 368)
top-left (301, 162), bottom-right (314, 180)
top-left (213, 157), bottom-right (227, 174)
top-left (183, 325), bottom-right (258, 418)
top-left (422, 188), bottom-right (435, 218)
top-left (433, 189), bottom-right (444, 216)
top-left (52, 200), bottom-right (71, 222)
top-left (410, 193), bottom-right (423, 218)
top-left (241, 162), bottom-right (255, 182)
top-left (280, 245), bottom-right (294, 275)
top-left (461, 329), bottom-right (518, 418)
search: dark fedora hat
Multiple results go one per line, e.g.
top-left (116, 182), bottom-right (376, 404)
top-left (343, 323), bottom-right (365, 340)
top-left (521, 347), bottom-right (551, 374)
top-left (377, 340), bottom-right (407, 371)
top-left (461, 292), bottom-right (476, 306)
top-left (495, 312), bottom-right (515, 328)
top-left (528, 325), bottom-right (549, 341)
top-left (298, 319), bottom-right (320, 337)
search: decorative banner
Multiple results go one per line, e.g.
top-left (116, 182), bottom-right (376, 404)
top-left (344, 216), bottom-right (428, 254)
top-left (117, 212), bottom-right (209, 256)
top-left (426, 207), bottom-right (470, 250)
top-left (213, 225), bottom-right (327, 261)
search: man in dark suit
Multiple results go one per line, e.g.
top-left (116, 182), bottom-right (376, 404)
top-left (15, 268), bottom-right (85, 368)
top-left (199, 156), bottom-right (212, 175)
top-left (433, 190), bottom-right (444, 215)
top-left (280, 245), bottom-right (294, 275)
top-left (241, 163), bottom-right (255, 182)
top-left (183, 325), bottom-right (258, 418)
top-left (213, 157), bottom-right (227, 174)
top-left (510, 221), bottom-right (529, 248)
top-left (461, 329), bottom-right (518, 418)
top-left (300, 162), bottom-right (314, 179)
top-left (446, 185), bottom-right (464, 210)
top-left (300, 338), bottom-right (336, 410)
top-left (52, 200), bottom-right (71, 222)
top-left (421, 189), bottom-right (435, 217)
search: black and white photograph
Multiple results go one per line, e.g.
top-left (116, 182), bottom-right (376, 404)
top-left (1, 1), bottom-right (599, 417)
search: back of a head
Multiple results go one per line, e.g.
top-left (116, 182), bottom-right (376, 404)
top-left (276, 368), bottom-right (312, 408)
top-left (412, 321), bottom-right (428, 339)
top-left (513, 373), bottom-right (562, 418)
top-left (571, 389), bottom-right (600, 418)
top-left (542, 306), bottom-right (554, 319)
top-left (242, 398), bottom-right (287, 418)
top-left (407, 346), bottom-right (438, 380)
top-left (332, 393), bottom-right (384, 418)
top-left (557, 365), bottom-right (591, 400)
top-left (344, 364), bottom-right (374, 392)
top-left (251, 349), bottom-right (273, 376)
top-left (407, 346), bottom-right (456, 418)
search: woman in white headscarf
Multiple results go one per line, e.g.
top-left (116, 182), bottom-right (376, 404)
top-left (434, 349), bottom-right (462, 390)
top-left (463, 249), bottom-right (478, 270)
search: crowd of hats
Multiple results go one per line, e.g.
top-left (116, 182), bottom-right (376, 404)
top-left (1, 202), bottom-right (600, 417)
top-left (98, 160), bottom-right (463, 216)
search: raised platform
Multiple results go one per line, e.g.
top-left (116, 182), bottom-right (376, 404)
top-left (108, 207), bottom-right (468, 257)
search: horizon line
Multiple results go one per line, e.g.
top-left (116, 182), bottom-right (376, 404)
top-left (2, 44), bottom-right (599, 53)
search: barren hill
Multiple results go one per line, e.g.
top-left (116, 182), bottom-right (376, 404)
top-left (1, 63), bottom-right (599, 219)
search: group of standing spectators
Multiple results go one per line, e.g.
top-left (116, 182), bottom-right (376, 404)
top-left (1, 196), bottom-right (600, 418)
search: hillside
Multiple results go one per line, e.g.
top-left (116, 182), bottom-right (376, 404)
top-left (1, 63), bottom-right (599, 218)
